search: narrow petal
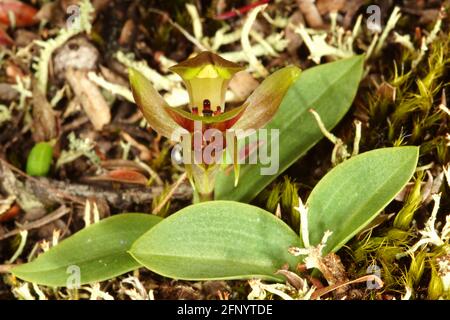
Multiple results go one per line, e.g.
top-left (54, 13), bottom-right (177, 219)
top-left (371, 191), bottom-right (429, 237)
top-left (129, 68), bottom-right (184, 139)
top-left (163, 107), bottom-right (195, 132)
top-left (164, 104), bottom-right (248, 133)
top-left (231, 66), bottom-right (301, 135)
top-left (233, 135), bottom-right (239, 187)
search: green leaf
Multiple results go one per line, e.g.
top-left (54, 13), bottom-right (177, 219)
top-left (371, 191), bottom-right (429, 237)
top-left (26, 142), bottom-right (53, 177)
top-left (12, 214), bottom-right (161, 287)
top-left (215, 56), bottom-right (364, 202)
top-left (130, 201), bottom-right (301, 281)
top-left (306, 147), bottom-right (419, 253)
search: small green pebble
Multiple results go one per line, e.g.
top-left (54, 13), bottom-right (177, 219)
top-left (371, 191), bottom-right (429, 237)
top-left (26, 142), bottom-right (54, 177)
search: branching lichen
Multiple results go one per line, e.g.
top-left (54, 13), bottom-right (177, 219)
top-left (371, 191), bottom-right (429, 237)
top-left (56, 132), bottom-right (100, 168)
top-left (33, 0), bottom-right (94, 92)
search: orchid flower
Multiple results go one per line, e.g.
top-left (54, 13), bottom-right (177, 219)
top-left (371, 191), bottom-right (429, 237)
top-left (129, 51), bottom-right (300, 201)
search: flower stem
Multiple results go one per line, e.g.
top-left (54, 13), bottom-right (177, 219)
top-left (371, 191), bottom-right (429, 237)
top-left (197, 191), bottom-right (214, 202)
top-left (186, 163), bottom-right (219, 203)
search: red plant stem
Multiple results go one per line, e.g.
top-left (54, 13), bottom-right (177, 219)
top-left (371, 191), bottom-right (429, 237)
top-left (214, 0), bottom-right (270, 20)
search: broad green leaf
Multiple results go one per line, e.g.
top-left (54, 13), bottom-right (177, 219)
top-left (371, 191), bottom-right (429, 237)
top-left (215, 56), bottom-right (364, 202)
top-left (306, 147), bottom-right (419, 253)
top-left (130, 201), bottom-right (301, 281)
top-left (12, 214), bottom-right (161, 287)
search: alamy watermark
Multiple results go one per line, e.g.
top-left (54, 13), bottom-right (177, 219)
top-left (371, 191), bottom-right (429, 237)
top-left (366, 264), bottom-right (382, 289)
top-left (66, 5), bottom-right (81, 30)
top-left (366, 5), bottom-right (382, 33)
top-left (170, 121), bottom-right (279, 175)
top-left (66, 265), bottom-right (81, 289)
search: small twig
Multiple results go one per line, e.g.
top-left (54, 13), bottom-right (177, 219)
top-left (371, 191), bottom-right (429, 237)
top-left (352, 120), bottom-right (362, 157)
top-left (214, 0), bottom-right (270, 20)
top-left (120, 131), bottom-right (153, 163)
top-left (309, 109), bottom-right (339, 144)
top-left (439, 90), bottom-right (449, 116)
top-left (0, 206), bottom-right (70, 240)
top-left (148, 8), bottom-right (208, 51)
top-left (60, 209), bottom-right (74, 238)
top-left (374, 7), bottom-right (401, 56)
top-left (311, 275), bottom-right (383, 300)
top-left (296, 0), bottom-right (323, 28)
top-left (134, 159), bottom-right (164, 186)
top-left (365, 33), bottom-right (379, 62)
top-left (241, 4), bottom-right (268, 77)
top-left (0, 264), bottom-right (14, 273)
top-left (88, 72), bottom-right (134, 102)
top-left (186, 4), bottom-right (203, 41)
top-left (153, 173), bottom-right (187, 214)
top-left (0, 159), bottom-right (186, 210)
top-left (23, 176), bottom-right (192, 208)
top-left (61, 116), bottom-right (90, 133)
top-left (309, 109), bottom-right (354, 165)
top-left (7, 230), bottom-right (28, 263)
top-left (0, 158), bottom-right (85, 205)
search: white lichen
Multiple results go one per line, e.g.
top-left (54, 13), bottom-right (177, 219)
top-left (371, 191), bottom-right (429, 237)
top-left (293, 14), bottom-right (362, 64)
top-left (289, 198), bottom-right (333, 271)
top-left (397, 194), bottom-right (450, 259)
top-left (11, 76), bottom-right (32, 110)
top-left (56, 132), bottom-right (100, 168)
top-left (436, 255), bottom-right (450, 291)
top-left (248, 279), bottom-right (314, 300)
top-left (374, 7), bottom-right (401, 56)
top-left (83, 283), bottom-right (114, 300)
top-left (0, 104), bottom-right (12, 126)
top-left (12, 283), bottom-right (35, 300)
top-left (119, 276), bottom-right (150, 300)
top-left (241, 4), bottom-right (269, 77)
top-left (33, 0), bottom-right (94, 92)
top-left (115, 51), bottom-right (173, 91)
top-left (83, 199), bottom-right (100, 228)
top-left (87, 72), bottom-right (135, 103)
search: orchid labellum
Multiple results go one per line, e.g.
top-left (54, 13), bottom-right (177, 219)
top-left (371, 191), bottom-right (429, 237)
top-left (130, 51), bottom-right (300, 201)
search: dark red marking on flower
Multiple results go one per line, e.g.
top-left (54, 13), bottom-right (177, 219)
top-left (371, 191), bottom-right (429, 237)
top-left (203, 99), bottom-right (211, 110)
top-left (164, 107), bottom-right (195, 132)
top-left (192, 106), bottom-right (199, 115)
top-left (207, 106), bottom-right (247, 132)
top-left (214, 0), bottom-right (270, 20)
top-left (165, 103), bottom-right (249, 134)
top-left (214, 106), bottom-right (222, 116)
top-left (202, 99), bottom-right (213, 116)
